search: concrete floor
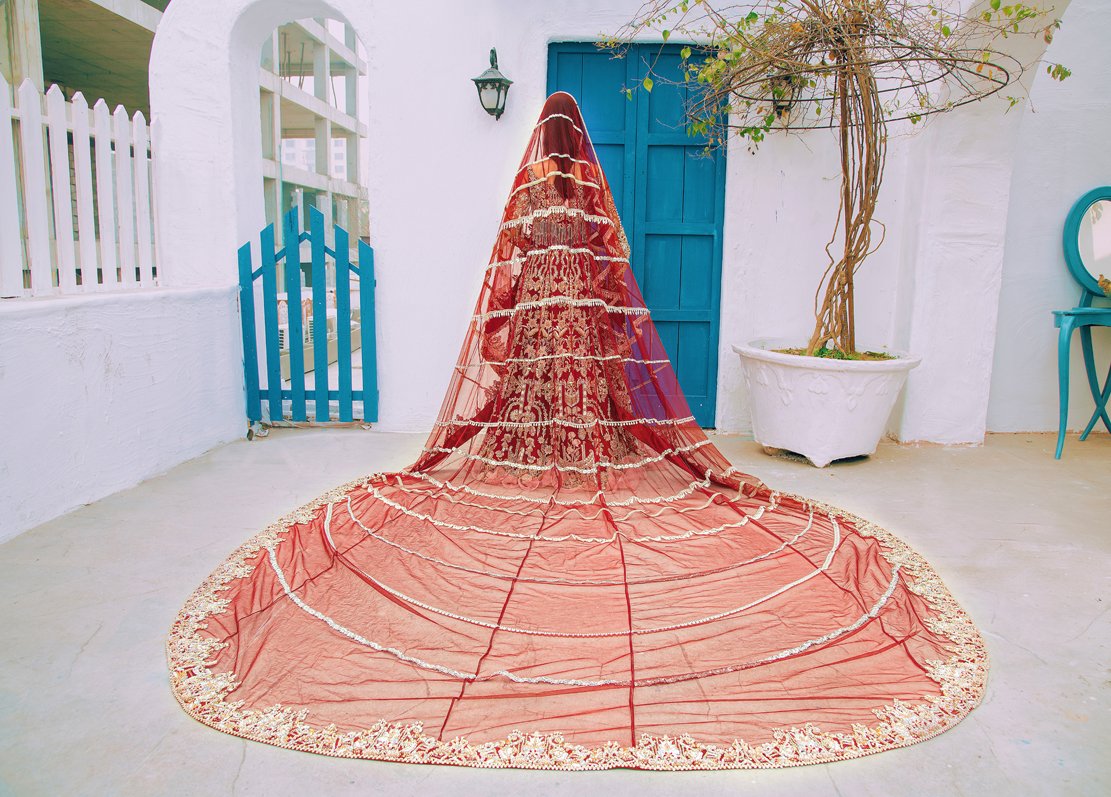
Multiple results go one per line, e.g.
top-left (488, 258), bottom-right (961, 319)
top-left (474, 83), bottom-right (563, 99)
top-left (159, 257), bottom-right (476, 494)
top-left (0, 430), bottom-right (1108, 796)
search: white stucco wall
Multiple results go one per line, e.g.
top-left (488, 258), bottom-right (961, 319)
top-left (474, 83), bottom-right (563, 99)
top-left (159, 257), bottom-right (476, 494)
top-left (6, 0), bottom-right (1095, 541)
top-left (988, 0), bottom-right (1111, 433)
top-left (146, 0), bottom-right (1080, 446)
top-left (0, 288), bottom-right (243, 542)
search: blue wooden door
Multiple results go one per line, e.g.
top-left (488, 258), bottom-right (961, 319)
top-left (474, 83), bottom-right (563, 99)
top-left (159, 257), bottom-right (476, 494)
top-left (547, 43), bottom-right (725, 427)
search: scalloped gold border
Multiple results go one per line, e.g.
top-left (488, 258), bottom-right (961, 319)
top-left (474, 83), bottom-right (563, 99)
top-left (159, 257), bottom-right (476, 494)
top-left (166, 477), bottom-right (987, 770)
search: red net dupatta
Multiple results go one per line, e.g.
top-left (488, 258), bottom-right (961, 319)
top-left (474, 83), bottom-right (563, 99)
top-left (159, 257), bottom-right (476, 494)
top-left (167, 92), bottom-right (986, 770)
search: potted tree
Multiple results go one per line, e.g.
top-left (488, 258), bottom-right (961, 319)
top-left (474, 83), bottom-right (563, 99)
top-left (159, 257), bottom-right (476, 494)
top-left (607, 0), bottom-right (1069, 466)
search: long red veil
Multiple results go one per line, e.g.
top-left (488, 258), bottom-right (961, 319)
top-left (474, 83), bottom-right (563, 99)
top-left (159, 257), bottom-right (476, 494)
top-left (168, 93), bottom-right (986, 770)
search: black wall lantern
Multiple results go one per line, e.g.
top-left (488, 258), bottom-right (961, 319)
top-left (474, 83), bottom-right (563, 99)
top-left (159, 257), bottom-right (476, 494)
top-left (472, 48), bottom-right (512, 120)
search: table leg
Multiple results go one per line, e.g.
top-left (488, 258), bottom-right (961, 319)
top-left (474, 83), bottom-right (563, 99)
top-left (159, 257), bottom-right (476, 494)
top-left (1079, 326), bottom-right (1111, 435)
top-left (1056, 318), bottom-right (1075, 459)
top-left (1079, 360), bottom-right (1111, 441)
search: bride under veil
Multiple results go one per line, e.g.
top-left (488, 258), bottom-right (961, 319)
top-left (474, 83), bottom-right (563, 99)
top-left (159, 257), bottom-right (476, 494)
top-left (167, 92), bottom-right (986, 770)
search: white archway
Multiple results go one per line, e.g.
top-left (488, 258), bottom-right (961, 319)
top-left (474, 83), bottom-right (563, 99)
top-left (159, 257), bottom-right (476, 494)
top-left (149, 0), bottom-right (525, 433)
top-left (150, 0), bottom-right (362, 289)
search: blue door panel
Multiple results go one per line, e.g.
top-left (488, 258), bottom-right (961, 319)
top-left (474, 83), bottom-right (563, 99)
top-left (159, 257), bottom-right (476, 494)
top-left (655, 321), bottom-right (680, 364)
top-left (593, 144), bottom-right (625, 218)
top-left (645, 148), bottom-right (685, 221)
top-left (548, 42), bottom-right (724, 427)
top-left (678, 323), bottom-right (712, 395)
top-left (643, 234), bottom-right (682, 309)
top-left (679, 236), bottom-right (714, 310)
top-left (551, 52), bottom-right (584, 98)
top-left (646, 54), bottom-right (687, 132)
top-left (578, 54), bottom-right (627, 132)
top-left (683, 151), bottom-right (717, 223)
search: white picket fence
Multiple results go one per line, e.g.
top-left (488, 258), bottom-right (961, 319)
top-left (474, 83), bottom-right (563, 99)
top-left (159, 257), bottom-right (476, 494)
top-left (0, 76), bottom-right (158, 298)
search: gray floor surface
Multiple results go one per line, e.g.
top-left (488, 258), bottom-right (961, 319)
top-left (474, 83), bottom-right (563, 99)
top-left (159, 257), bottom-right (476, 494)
top-left (1, 430), bottom-right (1107, 796)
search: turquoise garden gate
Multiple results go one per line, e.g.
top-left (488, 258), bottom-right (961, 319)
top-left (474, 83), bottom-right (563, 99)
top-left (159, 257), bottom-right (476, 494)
top-left (237, 206), bottom-right (378, 424)
top-left (547, 43), bottom-right (727, 427)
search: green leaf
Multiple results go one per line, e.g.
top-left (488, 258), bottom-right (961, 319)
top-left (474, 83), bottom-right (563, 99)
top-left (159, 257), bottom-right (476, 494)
top-left (990, 0), bottom-right (1001, 9)
top-left (941, 24), bottom-right (951, 36)
top-left (662, 29), bottom-right (671, 41)
top-left (680, 45), bottom-right (692, 60)
top-left (1048, 63), bottom-right (1072, 81)
top-left (643, 76), bottom-right (654, 92)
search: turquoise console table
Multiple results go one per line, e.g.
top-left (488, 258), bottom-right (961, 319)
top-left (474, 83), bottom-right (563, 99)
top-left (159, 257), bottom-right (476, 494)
top-left (1054, 187), bottom-right (1111, 459)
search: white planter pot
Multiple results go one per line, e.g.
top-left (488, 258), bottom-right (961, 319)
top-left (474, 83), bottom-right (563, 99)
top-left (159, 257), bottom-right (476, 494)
top-left (733, 338), bottom-right (921, 468)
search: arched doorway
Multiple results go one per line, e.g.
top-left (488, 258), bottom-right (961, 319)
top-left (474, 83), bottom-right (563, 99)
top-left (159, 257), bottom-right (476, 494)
top-left (149, 0), bottom-right (378, 424)
top-left (255, 15), bottom-right (373, 423)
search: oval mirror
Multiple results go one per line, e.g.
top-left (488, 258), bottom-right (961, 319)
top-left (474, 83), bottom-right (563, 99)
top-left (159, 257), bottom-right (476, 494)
top-left (1064, 187), bottom-right (1111, 298)
top-left (1078, 200), bottom-right (1111, 283)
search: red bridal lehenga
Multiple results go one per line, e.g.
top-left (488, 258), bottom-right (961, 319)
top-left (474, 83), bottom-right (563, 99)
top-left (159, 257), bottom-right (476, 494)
top-left (168, 93), bottom-right (986, 770)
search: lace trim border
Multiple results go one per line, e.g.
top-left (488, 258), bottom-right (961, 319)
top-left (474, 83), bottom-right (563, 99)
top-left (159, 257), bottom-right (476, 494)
top-left (454, 354), bottom-right (673, 373)
top-left (500, 205), bottom-right (612, 230)
top-left (434, 415), bottom-right (694, 430)
top-left (473, 296), bottom-right (650, 323)
top-left (486, 247), bottom-right (629, 272)
top-left (274, 501), bottom-right (839, 639)
top-left (362, 484), bottom-right (776, 544)
top-left (535, 112), bottom-right (585, 135)
top-left (421, 439), bottom-right (712, 474)
top-left (339, 493), bottom-right (802, 586)
top-left (518, 154), bottom-right (595, 174)
top-left (375, 480), bottom-right (757, 522)
top-left (265, 509), bottom-right (898, 680)
top-left (511, 172), bottom-right (602, 196)
top-left (398, 469), bottom-right (739, 507)
top-left (167, 481), bottom-right (988, 771)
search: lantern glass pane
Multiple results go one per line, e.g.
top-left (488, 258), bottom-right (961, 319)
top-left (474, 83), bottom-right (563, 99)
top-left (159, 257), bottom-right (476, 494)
top-left (479, 84), bottom-right (501, 111)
